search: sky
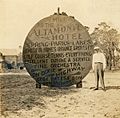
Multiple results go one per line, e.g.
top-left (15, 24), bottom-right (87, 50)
top-left (1, 0), bottom-right (120, 49)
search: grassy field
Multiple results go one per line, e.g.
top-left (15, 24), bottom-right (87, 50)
top-left (0, 71), bottom-right (120, 118)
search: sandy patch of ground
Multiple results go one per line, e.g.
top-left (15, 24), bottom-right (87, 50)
top-left (0, 71), bottom-right (120, 118)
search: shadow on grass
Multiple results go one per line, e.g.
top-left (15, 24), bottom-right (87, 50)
top-left (0, 75), bottom-right (79, 113)
top-left (106, 86), bottom-right (120, 90)
top-left (90, 86), bottom-right (120, 91)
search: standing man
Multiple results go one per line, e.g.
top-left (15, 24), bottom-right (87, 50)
top-left (92, 46), bottom-right (106, 91)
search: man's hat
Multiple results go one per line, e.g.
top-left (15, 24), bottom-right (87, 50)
top-left (94, 46), bottom-right (100, 50)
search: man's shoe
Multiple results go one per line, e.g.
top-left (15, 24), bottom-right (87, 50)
top-left (93, 88), bottom-right (98, 90)
top-left (101, 88), bottom-right (106, 91)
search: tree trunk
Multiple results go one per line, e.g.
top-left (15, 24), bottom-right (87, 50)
top-left (108, 49), bottom-right (112, 70)
top-left (112, 49), bottom-right (115, 67)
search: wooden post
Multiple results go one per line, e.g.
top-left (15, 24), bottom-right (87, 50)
top-left (36, 82), bottom-right (41, 89)
top-left (76, 81), bottom-right (82, 88)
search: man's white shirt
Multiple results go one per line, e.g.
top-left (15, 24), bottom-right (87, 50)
top-left (92, 52), bottom-right (106, 70)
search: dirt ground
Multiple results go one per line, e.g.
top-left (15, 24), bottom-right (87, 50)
top-left (0, 71), bottom-right (120, 118)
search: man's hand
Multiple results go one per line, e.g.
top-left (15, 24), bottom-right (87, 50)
top-left (103, 68), bottom-right (105, 71)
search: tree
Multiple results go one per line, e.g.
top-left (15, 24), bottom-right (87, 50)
top-left (91, 22), bottom-right (120, 70)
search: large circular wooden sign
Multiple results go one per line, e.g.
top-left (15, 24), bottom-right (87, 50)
top-left (23, 14), bottom-right (93, 87)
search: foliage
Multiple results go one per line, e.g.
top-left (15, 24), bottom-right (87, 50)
top-left (90, 22), bottom-right (120, 70)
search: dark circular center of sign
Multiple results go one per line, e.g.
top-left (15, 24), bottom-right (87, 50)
top-left (23, 15), bottom-right (93, 87)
